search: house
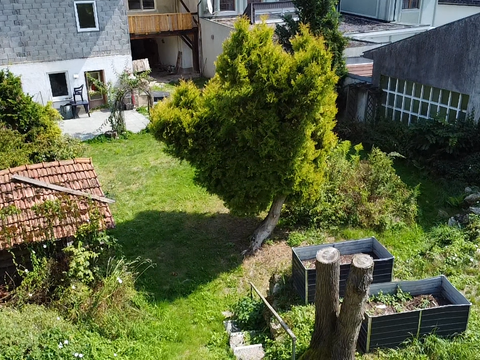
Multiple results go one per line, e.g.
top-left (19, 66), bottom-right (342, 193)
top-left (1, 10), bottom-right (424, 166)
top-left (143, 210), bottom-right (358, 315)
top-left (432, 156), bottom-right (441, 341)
top-left (0, 0), bottom-right (133, 110)
top-left (362, 12), bottom-right (480, 124)
top-left (126, 0), bottom-right (200, 74)
top-left (0, 158), bottom-right (115, 282)
top-left (198, 0), bottom-right (480, 78)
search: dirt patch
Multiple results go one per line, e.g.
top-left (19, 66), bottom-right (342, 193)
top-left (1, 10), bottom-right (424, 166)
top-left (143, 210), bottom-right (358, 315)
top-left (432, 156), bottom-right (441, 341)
top-left (366, 294), bottom-right (451, 316)
top-left (240, 242), bottom-right (292, 292)
top-left (302, 252), bottom-right (378, 269)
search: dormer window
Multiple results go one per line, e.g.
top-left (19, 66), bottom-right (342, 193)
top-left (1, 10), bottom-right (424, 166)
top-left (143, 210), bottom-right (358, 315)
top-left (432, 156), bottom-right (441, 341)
top-left (128, 0), bottom-right (155, 10)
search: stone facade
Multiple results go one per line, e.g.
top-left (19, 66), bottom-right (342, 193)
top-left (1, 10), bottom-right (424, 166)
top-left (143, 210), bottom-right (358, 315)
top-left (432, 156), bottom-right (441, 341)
top-left (0, 0), bottom-right (130, 66)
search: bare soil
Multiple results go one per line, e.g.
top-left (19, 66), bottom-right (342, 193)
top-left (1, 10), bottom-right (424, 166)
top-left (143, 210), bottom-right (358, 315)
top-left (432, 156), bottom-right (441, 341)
top-left (302, 252), bottom-right (378, 269)
top-left (366, 294), bottom-right (451, 316)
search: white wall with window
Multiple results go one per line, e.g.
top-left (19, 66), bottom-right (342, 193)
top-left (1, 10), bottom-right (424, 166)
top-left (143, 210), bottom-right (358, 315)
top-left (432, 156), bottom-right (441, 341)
top-left (0, 55), bottom-right (132, 107)
top-left (380, 75), bottom-right (470, 124)
top-left (74, 1), bottom-right (100, 32)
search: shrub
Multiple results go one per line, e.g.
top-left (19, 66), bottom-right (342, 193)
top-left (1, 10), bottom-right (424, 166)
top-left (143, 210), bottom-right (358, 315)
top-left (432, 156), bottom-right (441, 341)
top-left (232, 296), bottom-right (265, 330)
top-left (0, 69), bottom-right (85, 170)
top-left (284, 142), bottom-right (418, 230)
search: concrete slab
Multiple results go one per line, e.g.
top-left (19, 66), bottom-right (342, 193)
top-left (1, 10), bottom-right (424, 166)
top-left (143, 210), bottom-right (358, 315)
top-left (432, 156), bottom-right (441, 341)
top-left (59, 109), bottom-right (150, 141)
top-left (233, 344), bottom-right (265, 360)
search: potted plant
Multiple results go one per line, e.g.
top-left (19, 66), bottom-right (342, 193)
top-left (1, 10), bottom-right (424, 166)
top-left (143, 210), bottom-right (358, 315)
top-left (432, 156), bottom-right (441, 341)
top-left (292, 237), bottom-right (394, 303)
top-left (358, 275), bottom-right (471, 352)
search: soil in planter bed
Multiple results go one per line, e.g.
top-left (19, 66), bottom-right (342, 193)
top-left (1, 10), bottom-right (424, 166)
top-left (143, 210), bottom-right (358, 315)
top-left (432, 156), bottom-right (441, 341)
top-left (302, 252), bottom-right (379, 269)
top-left (366, 294), bottom-right (451, 316)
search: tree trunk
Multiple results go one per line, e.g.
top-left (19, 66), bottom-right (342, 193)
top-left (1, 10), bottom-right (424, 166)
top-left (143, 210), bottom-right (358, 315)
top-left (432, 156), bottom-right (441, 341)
top-left (249, 194), bottom-right (286, 253)
top-left (332, 254), bottom-right (374, 360)
top-left (300, 247), bottom-right (340, 360)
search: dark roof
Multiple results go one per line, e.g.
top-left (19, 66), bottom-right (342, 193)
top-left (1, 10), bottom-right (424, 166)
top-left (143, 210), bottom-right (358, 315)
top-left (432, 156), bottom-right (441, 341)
top-left (438, 0), bottom-right (480, 6)
top-left (0, 159), bottom-right (115, 250)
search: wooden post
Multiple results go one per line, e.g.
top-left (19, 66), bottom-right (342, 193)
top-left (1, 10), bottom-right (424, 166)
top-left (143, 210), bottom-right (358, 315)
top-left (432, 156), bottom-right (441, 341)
top-left (332, 254), bottom-right (374, 359)
top-left (301, 247), bottom-right (340, 360)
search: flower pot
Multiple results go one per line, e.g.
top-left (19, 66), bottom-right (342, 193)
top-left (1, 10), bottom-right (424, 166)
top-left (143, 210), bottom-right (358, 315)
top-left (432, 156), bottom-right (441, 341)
top-left (358, 276), bottom-right (471, 352)
top-left (292, 237), bottom-right (394, 303)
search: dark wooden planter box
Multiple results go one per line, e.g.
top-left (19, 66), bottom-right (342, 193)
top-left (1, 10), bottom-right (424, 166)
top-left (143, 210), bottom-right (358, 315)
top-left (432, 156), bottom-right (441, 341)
top-left (358, 276), bottom-right (471, 353)
top-left (292, 237), bottom-right (394, 303)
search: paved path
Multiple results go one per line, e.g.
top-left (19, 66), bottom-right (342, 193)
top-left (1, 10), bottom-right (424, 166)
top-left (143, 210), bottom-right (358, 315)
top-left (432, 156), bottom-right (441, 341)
top-left (59, 109), bottom-right (150, 140)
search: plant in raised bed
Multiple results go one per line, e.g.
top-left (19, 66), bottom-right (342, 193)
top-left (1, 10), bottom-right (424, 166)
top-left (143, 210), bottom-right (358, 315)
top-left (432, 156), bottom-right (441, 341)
top-left (358, 276), bottom-right (471, 353)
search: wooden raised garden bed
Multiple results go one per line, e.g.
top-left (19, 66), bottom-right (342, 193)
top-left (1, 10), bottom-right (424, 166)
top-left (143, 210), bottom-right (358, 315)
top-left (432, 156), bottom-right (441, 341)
top-left (292, 237), bottom-right (394, 303)
top-left (358, 276), bottom-right (471, 352)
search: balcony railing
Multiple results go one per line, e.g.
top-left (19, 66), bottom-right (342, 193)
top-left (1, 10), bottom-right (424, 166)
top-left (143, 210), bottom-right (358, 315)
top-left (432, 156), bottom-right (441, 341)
top-left (128, 13), bottom-right (195, 35)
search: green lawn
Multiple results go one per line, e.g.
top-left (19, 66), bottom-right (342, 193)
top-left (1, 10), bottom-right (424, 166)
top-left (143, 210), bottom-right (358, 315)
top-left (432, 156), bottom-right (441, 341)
top-left (1, 132), bottom-right (479, 359)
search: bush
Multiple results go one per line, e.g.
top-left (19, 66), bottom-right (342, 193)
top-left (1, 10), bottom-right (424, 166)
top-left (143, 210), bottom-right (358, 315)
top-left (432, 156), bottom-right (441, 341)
top-left (0, 69), bottom-right (85, 170)
top-left (232, 296), bottom-right (265, 330)
top-left (284, 142), bottom-right (418, 230)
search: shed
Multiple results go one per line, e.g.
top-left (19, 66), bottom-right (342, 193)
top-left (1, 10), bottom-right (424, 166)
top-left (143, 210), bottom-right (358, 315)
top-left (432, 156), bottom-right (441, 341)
top-left (0, 158), bottom-right (115, 282)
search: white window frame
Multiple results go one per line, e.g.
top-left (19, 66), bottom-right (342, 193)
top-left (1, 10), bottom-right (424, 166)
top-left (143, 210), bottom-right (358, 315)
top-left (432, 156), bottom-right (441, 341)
top-left (381, 75), bottom-right (469, 124)
top-left (48, 71), bottom-right (71, 101)
top-left (74, 0), bottom-right (100, 32)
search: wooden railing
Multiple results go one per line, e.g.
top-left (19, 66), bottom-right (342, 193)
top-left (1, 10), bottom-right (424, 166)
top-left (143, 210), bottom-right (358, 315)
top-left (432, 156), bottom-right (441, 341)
top-left (128, 13), bottom-right (195, 34)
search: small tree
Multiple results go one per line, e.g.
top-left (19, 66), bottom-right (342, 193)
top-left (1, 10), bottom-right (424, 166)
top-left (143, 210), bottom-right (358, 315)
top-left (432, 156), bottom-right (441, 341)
top-left (151, 19), bottom-right (338, 252)
top-left (88, 70), bottom-right (152, 135)
top-left (275, 0), bottom-right (348, 78)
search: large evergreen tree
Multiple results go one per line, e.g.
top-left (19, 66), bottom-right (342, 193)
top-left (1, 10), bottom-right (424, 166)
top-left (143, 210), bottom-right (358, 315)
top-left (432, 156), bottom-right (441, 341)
top-left (151, 19), bottom-right (338, 252)
top-left (276, 0), bottom-right (347, 78)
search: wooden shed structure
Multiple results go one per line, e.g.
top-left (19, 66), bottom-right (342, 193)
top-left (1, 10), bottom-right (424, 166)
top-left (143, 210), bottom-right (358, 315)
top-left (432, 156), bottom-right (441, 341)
top-left (0, 158), bottom-right (115, 283)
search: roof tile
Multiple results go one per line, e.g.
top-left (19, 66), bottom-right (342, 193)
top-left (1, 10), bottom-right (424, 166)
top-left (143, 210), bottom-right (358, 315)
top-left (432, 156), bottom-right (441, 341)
top-left (0, 158), bottom-right (114, 250)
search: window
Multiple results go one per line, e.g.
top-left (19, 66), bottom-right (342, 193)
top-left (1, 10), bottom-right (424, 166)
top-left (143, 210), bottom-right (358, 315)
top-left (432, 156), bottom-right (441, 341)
top-left (128, 0), bottom-right (155, 10)
top-left (402, 0), bottom-right (420, 9)
top-left (49, 73), bottom-right (69, 98)
top-left (74, 1), bottom-right (99, 32)
top-left (219, 0), bottom-right (235, 11)
top-left (85, 70), bottom-right (104, 101)
top-left (381, 75), bottom-right (469, 124)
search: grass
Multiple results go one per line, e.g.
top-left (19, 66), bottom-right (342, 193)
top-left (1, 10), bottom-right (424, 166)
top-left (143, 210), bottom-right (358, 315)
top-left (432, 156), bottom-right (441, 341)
top-left (1, 132), bottom-right (479, 359)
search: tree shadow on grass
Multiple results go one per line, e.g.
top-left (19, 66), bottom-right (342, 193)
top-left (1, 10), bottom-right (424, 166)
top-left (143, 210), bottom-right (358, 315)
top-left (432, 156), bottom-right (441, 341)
top-left (110, 210), bottom-right (259, 302)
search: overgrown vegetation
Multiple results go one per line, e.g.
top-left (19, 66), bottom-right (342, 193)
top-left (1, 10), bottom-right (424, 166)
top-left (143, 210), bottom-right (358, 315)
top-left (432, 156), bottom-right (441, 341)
top-left (336, 112), bottom-right (480, 183)
top-left (284, 141), bottom-right (418, 231)
top-left (0, 70), bottom-right (84, 170)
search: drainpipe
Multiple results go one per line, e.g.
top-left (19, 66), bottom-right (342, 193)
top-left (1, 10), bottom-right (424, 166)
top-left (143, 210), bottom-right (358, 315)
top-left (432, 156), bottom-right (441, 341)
top-left (393, 0), bottom-right (397, 22)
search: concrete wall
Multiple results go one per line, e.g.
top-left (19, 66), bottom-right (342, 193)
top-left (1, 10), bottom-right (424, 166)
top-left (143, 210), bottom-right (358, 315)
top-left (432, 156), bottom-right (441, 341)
top-left (1, 55), bottom-right (132, 108)
top-left (364, 13), bottom-right (480, 115)
top-left (200, 18), bottom-right (233, 77)
top-left (0, 0), bottom-right (131, 66)
top-left (434, 4), bottom-right (480, 26)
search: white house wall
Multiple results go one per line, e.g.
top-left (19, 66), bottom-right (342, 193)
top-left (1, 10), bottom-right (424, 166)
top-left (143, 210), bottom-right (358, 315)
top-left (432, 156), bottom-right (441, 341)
top-left (434, 5), bottom-right (480, 26)
top-left (0, 55), bottom-right (132, 108)
top-left (200, 19), bottom-right (234, 77)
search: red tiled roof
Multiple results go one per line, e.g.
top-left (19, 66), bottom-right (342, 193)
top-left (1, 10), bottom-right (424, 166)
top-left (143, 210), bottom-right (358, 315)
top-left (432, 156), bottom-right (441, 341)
top-left (347, 63), bottom-right (373, 78)
top-left (0, 159), bottom-right (115, 250)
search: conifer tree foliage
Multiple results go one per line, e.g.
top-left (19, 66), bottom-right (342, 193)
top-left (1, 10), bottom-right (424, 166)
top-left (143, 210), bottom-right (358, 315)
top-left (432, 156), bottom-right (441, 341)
top-left (275, 0), bottom-right (348, 78)
top-left (151, 19), bottom-right (338, 252)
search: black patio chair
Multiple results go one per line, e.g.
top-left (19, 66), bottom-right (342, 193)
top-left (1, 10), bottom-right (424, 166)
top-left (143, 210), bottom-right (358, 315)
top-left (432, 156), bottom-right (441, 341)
top-left (69, 84), bottom-right (90, 118)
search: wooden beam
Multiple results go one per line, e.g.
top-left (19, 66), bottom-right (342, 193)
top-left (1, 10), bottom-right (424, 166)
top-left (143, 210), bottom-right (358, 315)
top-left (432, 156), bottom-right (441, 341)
top-left (11, 175), bottom-right (115, 204)
top-left (179, 0), bottom-right (191, 13)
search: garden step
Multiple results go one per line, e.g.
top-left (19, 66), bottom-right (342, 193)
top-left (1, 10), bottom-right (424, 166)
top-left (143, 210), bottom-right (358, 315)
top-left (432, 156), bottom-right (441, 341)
top-left (233, 344), bottom-right (265, 360)
top-left (224, 320), bottom-right (241, 335)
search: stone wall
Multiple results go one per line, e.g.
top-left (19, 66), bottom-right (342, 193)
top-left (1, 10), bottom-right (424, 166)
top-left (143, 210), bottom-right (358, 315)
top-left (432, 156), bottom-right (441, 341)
top-left (0, 0), bottom-right (131, 66)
